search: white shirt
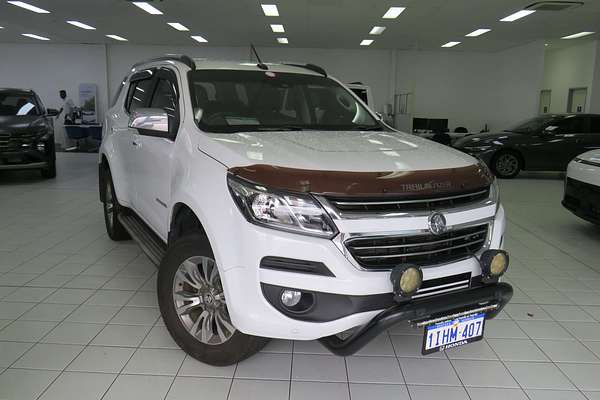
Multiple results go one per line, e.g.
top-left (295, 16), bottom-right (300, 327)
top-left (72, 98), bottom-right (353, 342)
top-left (62, 97), bottom-right (75, 116)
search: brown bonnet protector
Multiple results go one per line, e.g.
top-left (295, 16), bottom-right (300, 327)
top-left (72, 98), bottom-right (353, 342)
top-left (229, 163), bottom-right (494, 198)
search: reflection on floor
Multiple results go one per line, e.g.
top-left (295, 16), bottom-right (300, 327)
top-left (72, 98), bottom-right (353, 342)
top-left (1, 153), bottom-right (600, 400)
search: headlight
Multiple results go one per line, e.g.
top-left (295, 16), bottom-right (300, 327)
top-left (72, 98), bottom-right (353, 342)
top-left (463, 145), bottom-right (492, 152)
top-left (227, 175), bottom-right (338, 238)
top-left (489, 177), bottom-right (500, 204)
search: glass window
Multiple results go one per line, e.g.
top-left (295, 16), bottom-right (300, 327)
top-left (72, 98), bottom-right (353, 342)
top-left (188, 70), bottom-right (380, 133)
top-left (548, 116), bottom-right (585, 134)
top-left (127, 78), bottom-right (155, 113)
top-left (589, 117), bottom-right (600, 133)
top-left (150, 79), bottom-right (177, 116)
top-left (0, 93), bottom-right (40, 116)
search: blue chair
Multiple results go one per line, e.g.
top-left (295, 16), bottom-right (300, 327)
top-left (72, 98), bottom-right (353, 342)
top-left (64, 125), bottom-right (88, 151)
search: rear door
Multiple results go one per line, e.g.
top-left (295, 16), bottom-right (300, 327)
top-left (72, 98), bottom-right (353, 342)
top-left (543, 115), bottom-right (587, 170)
top-left (130, 67), bottom-right (181, 238)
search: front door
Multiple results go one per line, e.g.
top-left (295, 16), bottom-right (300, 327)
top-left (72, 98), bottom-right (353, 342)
top-left (131, 68), bottom-right (181, 238)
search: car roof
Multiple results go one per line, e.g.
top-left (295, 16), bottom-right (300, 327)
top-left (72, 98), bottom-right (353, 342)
top-left (0, 88), bottom-right (35, 95)
top-left (134, 57), bottom-right (324, 77)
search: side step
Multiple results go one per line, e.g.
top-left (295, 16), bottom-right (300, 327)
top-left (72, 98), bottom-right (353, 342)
top-left (118, 211), bottom-right (167, 267)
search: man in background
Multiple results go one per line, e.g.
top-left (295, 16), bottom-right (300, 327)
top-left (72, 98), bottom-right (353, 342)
top-left (58, 90), bottom-right (75, 123)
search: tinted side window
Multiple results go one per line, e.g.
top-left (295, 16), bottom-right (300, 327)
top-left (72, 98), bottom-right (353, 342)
top-left (589, 117), bottom-right (600, 133)
top-left (126, 78), bottom-right (155, 113)
top-left (150, 74), bottom-right (180, 136)
top-left (552, 117), bottom-right (585, 134)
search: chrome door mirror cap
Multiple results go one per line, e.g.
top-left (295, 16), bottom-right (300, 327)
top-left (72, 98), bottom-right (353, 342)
top-left (128, 108), bottom-right (169, 134)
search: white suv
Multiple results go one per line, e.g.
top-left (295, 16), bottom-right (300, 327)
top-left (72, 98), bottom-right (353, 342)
top-left (99, 55), bottom-right (512, 365)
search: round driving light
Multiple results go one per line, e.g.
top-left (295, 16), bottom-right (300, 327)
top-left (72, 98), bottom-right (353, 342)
top-left (390, 265), bottom-right (423, 298)
top-left (490, 252), bottom-right (508, 276)
top-left (480, 250), bottom-right (509, 281)
top-left (280, 289), bottom-right (302, 307)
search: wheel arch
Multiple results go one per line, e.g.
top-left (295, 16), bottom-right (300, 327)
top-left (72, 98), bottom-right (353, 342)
top-left (169, 202), bottom-right (208, 245)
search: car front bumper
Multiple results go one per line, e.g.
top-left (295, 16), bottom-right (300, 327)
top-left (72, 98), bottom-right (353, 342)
top-left (0, 149), bottom-right (49, 170)
top-left (563, 162), bottom-right (600, 224)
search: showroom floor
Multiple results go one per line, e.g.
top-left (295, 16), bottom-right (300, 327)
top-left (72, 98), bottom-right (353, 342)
top-left (0, 153), bottom-right (600, 400)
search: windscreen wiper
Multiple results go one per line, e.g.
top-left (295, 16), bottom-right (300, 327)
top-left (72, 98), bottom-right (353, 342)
top-left (255, 126), bottom-right (304, 131)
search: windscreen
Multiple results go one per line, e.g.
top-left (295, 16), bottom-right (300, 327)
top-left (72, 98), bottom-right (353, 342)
top-left (0, 93), bottom-right (39, 116)
top-left (505, 115), bottom-right (566, 134)
top-left (188, 70), bottom-right (380, 133)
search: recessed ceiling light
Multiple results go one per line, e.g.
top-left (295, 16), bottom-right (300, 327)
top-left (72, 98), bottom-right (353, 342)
top-left (561, 31), bottom-right (595, 39)
top-left (7, 1), bottom-right (50, 14)
top-left (131, 2), bottom-right (163, 15)
top-left (167, 22), bottom-right (189, 31)
top-left (0, 26), bottom-right (4, 29)
top-left (191, 35), bottom-right (208, 43)
top-left (106, 34), bottom-right (128, 41)
top-left (369, 26), bottom-right (386, 35)
top-left (441, 41), bottom-right (461, 48)
top-left (270, 24), bottom-right (285, 33)
top-left (465, 28), bottom-right (491, 37)
top-left (22, 33), bottom-right (50, 40)
top-left (277, 37), bottom-right (288, 44)
top-left (66, 20), bottom-right (96, 30)
top-left (360, 39), bottom-right (374, 46)
top-left (500, 10), bottom-right (535, 22)
top-left (382, 7), bottom-right (405, 19)
top-left (261, 4), bottom-right (279, 17)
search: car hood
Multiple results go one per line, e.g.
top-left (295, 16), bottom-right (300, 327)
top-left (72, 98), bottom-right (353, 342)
top-left (0, 115), bottom-right (46, 135)
top-left (577, 149), bottom-right (600, 163)
top-left (454, 131), bottom-right (519, 148)
top-left (204, 130), bottom-right (478, 172)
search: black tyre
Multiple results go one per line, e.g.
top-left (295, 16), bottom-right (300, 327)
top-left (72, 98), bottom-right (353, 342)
top-left (102, 169), bottom-right (131, 241)
top-left (41, 140), bottom-right (56, 179)
top-left (158, 233), bottom-right (268, 366)
top-left (491, 151), bottom-right (522, 179)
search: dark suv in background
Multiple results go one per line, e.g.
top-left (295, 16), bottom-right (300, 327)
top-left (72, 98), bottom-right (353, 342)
top-left (454, 114), bottom-right (600, 178)
top-left (0, 88), bottom-right (58, 178)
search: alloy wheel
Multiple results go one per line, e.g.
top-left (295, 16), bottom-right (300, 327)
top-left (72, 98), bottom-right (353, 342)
top-left (495, 153), bottom-right (519, 177)
top-left (172, 256), bottom-right (236, 345)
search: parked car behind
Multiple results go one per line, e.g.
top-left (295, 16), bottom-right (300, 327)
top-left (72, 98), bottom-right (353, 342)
top-left (454, 114), bottom-right (600, 178)
top-left (563, 150), bottom-right (600, 225)
top-left (0, 88), bottom-right (59, 178)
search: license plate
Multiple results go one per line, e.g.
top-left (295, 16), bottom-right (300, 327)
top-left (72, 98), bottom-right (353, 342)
top-left (422, 312), bottom-right (485, 355)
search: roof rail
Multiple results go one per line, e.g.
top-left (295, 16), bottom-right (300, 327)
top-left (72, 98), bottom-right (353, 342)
top-left (283, 63), bottom-right (327, 77)
top-left (133, 54), bottom-right (196, 70)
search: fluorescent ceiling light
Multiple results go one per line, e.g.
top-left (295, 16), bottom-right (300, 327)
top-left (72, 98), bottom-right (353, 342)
top-left (22, 33), bottom-right (50, 40)
top-left (131, 2), bottom-right (163, 15)
top-left (270, 24), bottom-right (285, 33)
top-left (261, 4), bottom-right (279, 16)
top-left (561, 31), bottom-right (595, 39)
top-left (369, 26), bottom-right (386, 35)
top-left (465, 28), bottom-right (491, 37)
top-left (0, 26), bottom-right (4, 29)
top-left (106, 34), bottom-right (127, 41)
top-left (277, 37), bottom-right (288, 44)
top-left (191, 35), bottom-right (207, 43)
top-left (441, 41), bottom-right (461, 48)
top-left (66, 20), bottom-right (96, 30)
top-left (7, 1), bottom-right (50, 13)
top-left (500, 10), bottom-right (535, 22)
top-left (382, 7), bottom-right (405, 19)
top-left (167, 22), bottom-right (189, 31)
top-left (360, 39), bottom-right (374, 46)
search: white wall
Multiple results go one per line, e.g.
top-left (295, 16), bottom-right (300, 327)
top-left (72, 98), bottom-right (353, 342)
top-left (589, 41), bottom-right (600, 114)
top-left (0, 43), bottom-right (108, 146)
top-left (0, 41), bottom-right (547, 146)
top-left (542, 41), bottom-right (598, 113)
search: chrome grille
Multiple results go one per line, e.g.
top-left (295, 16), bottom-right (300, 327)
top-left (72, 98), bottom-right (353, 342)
top-left (0, 133), bottom-right (36, 151)
top-left (327, 188), bottom-right (490, 215)
top-left (345, 224), bottom-right (488, 270)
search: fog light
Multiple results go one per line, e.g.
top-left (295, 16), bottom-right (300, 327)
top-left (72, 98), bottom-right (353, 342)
top-left (37, 142), bottom-right (46, 152)
top-left (480, 250), bottom-right (509, 281)
top-left (280, 289), bottom-right (302, 307)
top-left (390, 264), bottom-right (423, 298)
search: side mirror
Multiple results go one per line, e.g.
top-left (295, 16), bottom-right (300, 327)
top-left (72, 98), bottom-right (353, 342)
top-left (128, 108), bottom-right (169, 137)
top-left (46, 108), bottom-right (60, 117)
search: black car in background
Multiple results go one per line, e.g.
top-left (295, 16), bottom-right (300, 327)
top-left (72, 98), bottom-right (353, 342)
top-left (454, 114), bottom-right (600, 178)
top-left (0, 88), bottom-right (59, 178)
